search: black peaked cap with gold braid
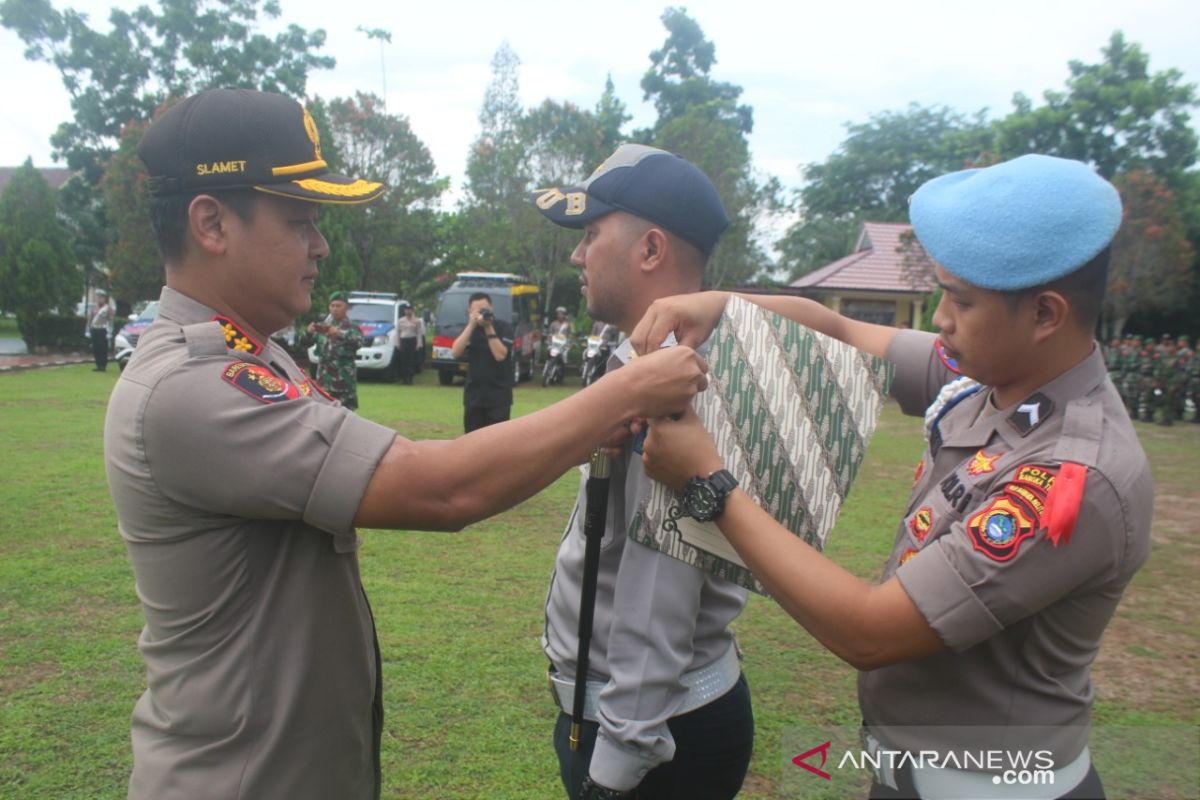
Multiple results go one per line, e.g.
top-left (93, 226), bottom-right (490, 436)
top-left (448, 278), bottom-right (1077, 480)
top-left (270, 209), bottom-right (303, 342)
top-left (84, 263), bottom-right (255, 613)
top-left (138, 88), bottom-right (384, 205)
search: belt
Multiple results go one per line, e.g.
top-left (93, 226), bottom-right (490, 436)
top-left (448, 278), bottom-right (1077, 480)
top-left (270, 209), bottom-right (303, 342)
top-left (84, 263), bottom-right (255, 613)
top-left (862, 728), bottom-right (1092, 799)
top-left (548, 643), bottom-right (741, 723)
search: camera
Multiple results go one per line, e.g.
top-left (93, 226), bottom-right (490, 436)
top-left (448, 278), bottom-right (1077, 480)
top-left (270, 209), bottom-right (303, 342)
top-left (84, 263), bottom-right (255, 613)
top-left (479, 308), bottom-right (494, 322)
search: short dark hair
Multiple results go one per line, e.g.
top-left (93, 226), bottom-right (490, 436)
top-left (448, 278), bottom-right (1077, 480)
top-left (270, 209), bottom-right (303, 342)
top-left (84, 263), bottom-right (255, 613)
top-left (1006, 246), bottom-right (1110, 330)
top-left (468, 292), bottom-right (492, 306)
top-left (150, 191), bottom-right (259, 264)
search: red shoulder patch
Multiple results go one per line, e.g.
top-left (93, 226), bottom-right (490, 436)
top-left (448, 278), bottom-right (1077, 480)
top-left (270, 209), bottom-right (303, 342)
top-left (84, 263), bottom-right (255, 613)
top-left (966, 495), bottom-right (1036, 562)
top-left (221, 362), bottom-right (301, 404)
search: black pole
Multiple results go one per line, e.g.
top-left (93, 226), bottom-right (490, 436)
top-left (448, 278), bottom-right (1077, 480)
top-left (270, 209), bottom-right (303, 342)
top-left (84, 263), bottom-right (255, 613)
top-left (571, 448), bottom-right (611, 751)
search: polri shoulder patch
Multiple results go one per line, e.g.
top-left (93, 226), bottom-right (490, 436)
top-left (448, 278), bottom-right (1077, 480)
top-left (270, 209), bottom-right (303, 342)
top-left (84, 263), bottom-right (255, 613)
top-left (213, 315), bottom-right (264, 356)
top-left (1008, 392), bottom-right (1054, 437)
top-left (221, 362), bottom-right (301, 404)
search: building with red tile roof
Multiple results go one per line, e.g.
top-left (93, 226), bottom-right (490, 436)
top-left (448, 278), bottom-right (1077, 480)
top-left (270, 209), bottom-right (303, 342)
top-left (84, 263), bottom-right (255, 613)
top-left (788, 221), bottom-right (936, 328)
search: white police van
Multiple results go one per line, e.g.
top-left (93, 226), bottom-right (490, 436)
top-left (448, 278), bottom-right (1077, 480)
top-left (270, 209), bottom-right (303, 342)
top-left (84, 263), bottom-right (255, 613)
top-left (307, 291), bottom-right (420, 381)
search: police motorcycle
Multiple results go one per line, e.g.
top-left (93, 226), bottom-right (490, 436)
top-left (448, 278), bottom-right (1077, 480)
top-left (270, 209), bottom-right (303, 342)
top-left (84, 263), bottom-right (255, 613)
top-left (542, 331), bottom-right (571, 386)
top-left (581, 324), bottom-right (616, 387)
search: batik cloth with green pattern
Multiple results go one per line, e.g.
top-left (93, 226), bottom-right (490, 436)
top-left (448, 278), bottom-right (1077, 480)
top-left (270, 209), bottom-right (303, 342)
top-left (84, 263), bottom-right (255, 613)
top-left (630, 295), bottom-right (894, 595)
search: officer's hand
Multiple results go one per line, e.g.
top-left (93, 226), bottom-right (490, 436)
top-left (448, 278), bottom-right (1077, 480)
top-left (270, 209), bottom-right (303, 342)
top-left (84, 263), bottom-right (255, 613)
top-left (630, 291), bottom-right (730, 354)
top-left (611, 345), bottom-right (708, 420)
top-left (642, 406), bottom-right (723, 491)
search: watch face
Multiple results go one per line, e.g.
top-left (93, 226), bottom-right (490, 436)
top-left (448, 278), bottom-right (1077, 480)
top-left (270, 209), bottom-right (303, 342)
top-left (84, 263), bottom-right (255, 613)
top-left (685, 481), bottom-right (720, 521)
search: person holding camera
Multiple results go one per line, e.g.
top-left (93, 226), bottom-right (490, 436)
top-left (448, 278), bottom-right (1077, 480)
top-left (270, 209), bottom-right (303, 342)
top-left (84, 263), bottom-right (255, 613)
top-left (306, 291), bottom-right (363, 410)
top-left (450, 292), bottom-right (514, 432)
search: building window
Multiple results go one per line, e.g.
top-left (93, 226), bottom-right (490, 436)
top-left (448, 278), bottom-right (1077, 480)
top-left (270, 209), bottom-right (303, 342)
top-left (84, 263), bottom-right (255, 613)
top-left (840, 300), bottom-right (896, 326)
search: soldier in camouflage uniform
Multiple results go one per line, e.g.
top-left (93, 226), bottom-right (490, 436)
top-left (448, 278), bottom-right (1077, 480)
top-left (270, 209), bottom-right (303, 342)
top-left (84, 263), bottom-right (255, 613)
top-left (1137, 336), bottom-right (1158, 421)
top-left (1177, 335), bottom-right (1197, 422)
top-left (1154, 338), bottom-right (1185, 425)
top-left (1118, 334), bottom-right (1140, 418)
top-left (307, 291), bottom-right (363, 410)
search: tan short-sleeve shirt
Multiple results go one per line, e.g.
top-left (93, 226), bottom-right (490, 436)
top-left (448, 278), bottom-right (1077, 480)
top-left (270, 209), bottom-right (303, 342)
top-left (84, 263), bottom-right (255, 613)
top-left (105, 287), bottom-right (395, 800)
top-left (859, 330), bottom-right (1153, 763)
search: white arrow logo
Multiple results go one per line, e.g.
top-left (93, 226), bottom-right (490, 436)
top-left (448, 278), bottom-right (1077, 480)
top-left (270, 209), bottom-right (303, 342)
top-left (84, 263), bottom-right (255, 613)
top-left (1018, 402), bottom-right (1041, 426)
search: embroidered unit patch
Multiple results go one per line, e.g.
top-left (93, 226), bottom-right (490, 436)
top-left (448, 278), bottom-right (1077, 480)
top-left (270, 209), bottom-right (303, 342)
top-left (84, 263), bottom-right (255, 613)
top-left (912, 459), bottom-right (926, 487)
top-left (899, 548), bottom-right (919, 566)
top-left (966, 495), bottom-right (1036, 562)
top-left (221, 362), bottom-right (300, 404)
top-left (909, 506), bottom-right (933, 542)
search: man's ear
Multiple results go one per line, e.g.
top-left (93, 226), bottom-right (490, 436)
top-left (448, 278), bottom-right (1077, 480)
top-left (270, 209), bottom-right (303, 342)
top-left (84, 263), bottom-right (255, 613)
top-left (638, 228), bottom-right (669, 273)
top-left (1031, 289), bottom-right (1070, 343)
top-left (188, 195), bottom-right (229, 257)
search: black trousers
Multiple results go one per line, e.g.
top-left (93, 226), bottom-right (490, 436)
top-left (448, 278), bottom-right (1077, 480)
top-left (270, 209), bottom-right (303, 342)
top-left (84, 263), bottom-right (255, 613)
top-left (869, 762), bottom-right (1105, 799)
top-left (90, 328), bottom-right (108, 370)
top-left (398, 337), bottom-right (418, 384)
top-left (464, 404), bottom-right (511, 433)
top-left (553, 673), bottom-right (754, 800)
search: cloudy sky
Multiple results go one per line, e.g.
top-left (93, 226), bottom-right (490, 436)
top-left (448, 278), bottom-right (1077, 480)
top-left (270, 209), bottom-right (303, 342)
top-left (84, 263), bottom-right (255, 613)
top-left (3, 0), bottom-right (1198, 203)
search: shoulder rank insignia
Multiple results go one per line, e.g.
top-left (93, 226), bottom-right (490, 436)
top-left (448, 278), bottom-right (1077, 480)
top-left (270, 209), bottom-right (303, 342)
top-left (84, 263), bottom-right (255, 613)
top-left (966, 495), bottom-right (1035, 562)
top-left (221, 362), bottom-right (300, 404)
top-left (966, 449), bottom-right (1001, 476)
top-left (213, 315), bottom-right (263, 356)
top-left (1008, 392), bottom-right (1054, 437)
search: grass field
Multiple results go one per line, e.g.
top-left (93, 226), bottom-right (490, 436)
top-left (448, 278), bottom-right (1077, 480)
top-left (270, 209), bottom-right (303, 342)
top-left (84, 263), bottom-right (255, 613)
top-left (0, 365), bottom-right (1196, 799)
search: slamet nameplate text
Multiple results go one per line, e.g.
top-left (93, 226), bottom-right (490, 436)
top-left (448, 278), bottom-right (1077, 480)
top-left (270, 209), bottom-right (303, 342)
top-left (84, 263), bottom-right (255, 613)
top-left (196, 160), bottom-right (247, 176)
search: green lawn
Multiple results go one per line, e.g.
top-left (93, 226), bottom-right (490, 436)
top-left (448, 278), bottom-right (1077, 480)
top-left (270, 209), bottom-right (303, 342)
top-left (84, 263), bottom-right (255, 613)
top-left (0, 366), bottom-right (1195, 798)
top-left (0, 318), bottom-right (21, 339)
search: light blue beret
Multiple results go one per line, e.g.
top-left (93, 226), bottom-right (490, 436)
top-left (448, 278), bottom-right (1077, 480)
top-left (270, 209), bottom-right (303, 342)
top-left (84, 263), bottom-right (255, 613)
top-left (910, 154), bottom-right (1122, 291)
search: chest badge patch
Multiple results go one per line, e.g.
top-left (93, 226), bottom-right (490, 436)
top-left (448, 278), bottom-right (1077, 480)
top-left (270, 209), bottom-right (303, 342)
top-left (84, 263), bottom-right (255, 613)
top-left (966, 450), bottom-right (1001, 476)
top-left (966, 496), bottom-right (1036, 562)
top-left (222, 362), bottom-right (300, 404)
top-left (909, 506), bottom-right (933, 542)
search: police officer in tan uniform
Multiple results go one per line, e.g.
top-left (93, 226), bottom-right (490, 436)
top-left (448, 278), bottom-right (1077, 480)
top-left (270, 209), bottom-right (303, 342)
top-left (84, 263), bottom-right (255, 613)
top-left (105, 88), bottom-right (708, 800)
top-left (634, 155), bottom-right (1153, 799)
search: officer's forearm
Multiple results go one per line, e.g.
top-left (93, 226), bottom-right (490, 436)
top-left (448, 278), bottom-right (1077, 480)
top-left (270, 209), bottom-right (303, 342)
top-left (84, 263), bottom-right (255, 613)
top-left (714, 491), bottom-right (945, 670)
top-left (354, 352), bottom-right (703, 530)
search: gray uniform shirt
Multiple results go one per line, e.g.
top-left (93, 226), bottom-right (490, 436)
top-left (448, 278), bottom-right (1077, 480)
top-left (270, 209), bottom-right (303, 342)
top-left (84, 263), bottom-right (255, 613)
top-left (543, 438), bottom-right (747, 790)
top-left (105, 287), bottom-right (395, 800)
top-left (860, 330), bottom-right (1153, 762)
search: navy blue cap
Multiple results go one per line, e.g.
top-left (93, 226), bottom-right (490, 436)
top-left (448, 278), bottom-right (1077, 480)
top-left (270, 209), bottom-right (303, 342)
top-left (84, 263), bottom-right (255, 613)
top-left (530, 144), bottom-right (730, 255)
top-left (910, 154), bottom-right (1122, 291)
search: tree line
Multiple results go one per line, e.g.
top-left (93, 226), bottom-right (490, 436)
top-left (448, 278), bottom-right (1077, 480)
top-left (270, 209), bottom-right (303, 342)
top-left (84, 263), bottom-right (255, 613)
top-left (1, 1), bottom-right (1197, 346)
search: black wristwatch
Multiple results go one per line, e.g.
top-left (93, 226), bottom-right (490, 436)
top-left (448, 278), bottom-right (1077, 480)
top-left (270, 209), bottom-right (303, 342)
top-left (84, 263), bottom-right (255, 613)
top-left (681, 469), bottom-right (738, 522)
top-left (578, 777), bottom-right (634, 800)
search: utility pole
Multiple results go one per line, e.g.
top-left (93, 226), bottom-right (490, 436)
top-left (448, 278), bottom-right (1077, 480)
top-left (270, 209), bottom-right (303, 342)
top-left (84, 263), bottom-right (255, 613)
top-left (356, 26), bottom-right (392, 113)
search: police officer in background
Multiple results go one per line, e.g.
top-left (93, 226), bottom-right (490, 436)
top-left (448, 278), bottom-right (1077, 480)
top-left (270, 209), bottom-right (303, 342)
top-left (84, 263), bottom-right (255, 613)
top-left (636, 155), bottom-right (1152, 799)
top-left (532, 144), bottom-right (754, 800)
top-left (88, 289), bottom-right (114, 371)
top-left (395, 302), bottom-right (421, 384)
top-left (104, 87), bottom-right (707, 800)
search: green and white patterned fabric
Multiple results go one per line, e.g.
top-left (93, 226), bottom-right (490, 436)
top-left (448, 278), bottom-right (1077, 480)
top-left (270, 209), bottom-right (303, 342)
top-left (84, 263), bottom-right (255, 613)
top-left (629, 295), bottom-right (894, 595)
